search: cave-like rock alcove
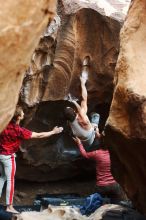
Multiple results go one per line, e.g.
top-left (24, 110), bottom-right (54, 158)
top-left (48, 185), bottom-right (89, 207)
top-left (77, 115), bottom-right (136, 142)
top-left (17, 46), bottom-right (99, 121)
top-left (1, 0), bottom-right (146, 218)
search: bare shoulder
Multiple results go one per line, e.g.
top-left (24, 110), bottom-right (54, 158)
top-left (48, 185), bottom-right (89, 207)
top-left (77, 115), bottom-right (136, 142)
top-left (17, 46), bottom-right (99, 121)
top-left (78, 112), bottom-right (91, 128)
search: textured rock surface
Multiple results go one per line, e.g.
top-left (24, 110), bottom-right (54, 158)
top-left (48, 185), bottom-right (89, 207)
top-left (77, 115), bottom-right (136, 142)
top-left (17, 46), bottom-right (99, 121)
top-left (17, 101), bottom-right (95, 181)
top-left (21, 6), bottom-right (121, 109)
top-left (89, 204), bottom-right (145, 220)
top-left (0, 0), bottom-right (57, 132)
top-left (13, 204), bottom-right (146, 220)
top-left (20, 0), bottom-right (131, 108)
top-left (17, 2), bottom-right (121, 182)
top-left (13, 205), bottom-right (86, 220)
top-left (105, 0), bottom-right (146, 215)
top-left (62, 0), bottom-right (130, 22)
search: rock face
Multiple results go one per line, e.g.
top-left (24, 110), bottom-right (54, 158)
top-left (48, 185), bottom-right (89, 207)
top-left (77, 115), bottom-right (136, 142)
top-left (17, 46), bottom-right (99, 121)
top-left (21, 6), bottom-right (121, 109)
top-left (105, 0), bottom-right (146, 215)
top-left (17, 2), bottom-right (122, 182)
top-left (13, 205), bottom-right (86, 220)
top-left (62, 0), bottom-right (130, 22)
top-left (12, 204), bottom-right (146, 220)
top-left (42, 8), bottom-right (120, 106)
top-left (17, 101), bottom-right (96, 181)
top-left (0, 0), bottom-right (57, 132)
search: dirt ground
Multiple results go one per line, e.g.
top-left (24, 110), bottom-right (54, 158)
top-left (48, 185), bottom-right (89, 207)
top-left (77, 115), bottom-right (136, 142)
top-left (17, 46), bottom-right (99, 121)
top-left (1, 177), bottom-right (96, 206)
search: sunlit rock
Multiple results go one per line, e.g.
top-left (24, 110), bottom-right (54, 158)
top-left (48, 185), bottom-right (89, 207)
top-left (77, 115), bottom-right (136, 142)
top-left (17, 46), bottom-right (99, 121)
top-left (12, 204), bottom-right (145, 220)
top-left (105, 0), bottom-right (146, 215)
top-left (0, 0), bottom-right (57, 132)
top-left (12, 205), bottom-right (86, 220)
top-left (62, 0), bottom-right (131, 22)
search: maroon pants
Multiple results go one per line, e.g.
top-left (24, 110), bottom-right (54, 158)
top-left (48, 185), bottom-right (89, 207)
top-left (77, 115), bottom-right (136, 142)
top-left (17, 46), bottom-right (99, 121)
top-left (95, 183), bottom-right (126, 203)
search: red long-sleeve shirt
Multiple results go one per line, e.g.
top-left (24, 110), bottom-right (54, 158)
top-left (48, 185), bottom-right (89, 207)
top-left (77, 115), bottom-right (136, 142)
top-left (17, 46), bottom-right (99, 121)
top-left (0, 122), bottom-right (32, 155)
top-left (77, 143), bottom-right (116, 186)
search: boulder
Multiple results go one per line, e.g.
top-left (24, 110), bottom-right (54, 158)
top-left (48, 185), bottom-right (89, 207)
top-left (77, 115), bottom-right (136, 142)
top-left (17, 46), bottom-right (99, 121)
top-left (105, 0), bottom-right (146, 215)
top-left (0, 0), bottom-right (57, 132)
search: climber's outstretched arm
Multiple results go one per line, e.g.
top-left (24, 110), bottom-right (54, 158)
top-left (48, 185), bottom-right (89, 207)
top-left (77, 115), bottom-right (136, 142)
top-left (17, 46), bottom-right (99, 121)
top-left (80, 77), bottom-right (88, 114)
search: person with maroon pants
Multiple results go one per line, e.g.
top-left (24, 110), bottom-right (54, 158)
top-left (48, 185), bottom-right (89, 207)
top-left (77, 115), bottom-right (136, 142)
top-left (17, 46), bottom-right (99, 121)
top-left (73, 137), bottom-right (125, 203)
top-left (0, 106), bottom-right (63, 213)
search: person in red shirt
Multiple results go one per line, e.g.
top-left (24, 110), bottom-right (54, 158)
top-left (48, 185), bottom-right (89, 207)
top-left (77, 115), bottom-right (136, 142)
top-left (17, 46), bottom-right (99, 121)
top-left (73, 137), bottom-right (125, 203)
top-left (0, 106), bottom-right (63, 213)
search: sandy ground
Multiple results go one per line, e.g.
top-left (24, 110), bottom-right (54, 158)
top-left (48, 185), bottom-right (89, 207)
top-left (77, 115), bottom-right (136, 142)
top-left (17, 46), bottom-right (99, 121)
top-left (1, 177), bottom-right (96, 206)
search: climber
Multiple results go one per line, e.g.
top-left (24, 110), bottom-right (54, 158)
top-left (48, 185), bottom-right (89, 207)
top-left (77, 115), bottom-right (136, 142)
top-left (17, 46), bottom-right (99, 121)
top-left (0, 105), bottom-right (63, 214)
top-left (64, 56), bottom-right (100, 147)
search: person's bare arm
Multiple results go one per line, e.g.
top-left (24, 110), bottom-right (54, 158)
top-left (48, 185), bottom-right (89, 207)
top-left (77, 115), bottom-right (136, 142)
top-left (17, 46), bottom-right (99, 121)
top-left (80, 77), bottom-right (88, 114)
top-left (31, 126), bottom-right (63, 139)
top-left (72, 100), bottom-right (81, 112)
top-left (73, 137), bottom-right (96, 159)
top-left (71, 77), bottom-right (88, 118)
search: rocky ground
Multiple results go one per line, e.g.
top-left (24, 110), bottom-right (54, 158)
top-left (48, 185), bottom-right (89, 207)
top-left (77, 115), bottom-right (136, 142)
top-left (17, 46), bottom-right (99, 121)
top-left (1, 177), bottom-right (95, 206)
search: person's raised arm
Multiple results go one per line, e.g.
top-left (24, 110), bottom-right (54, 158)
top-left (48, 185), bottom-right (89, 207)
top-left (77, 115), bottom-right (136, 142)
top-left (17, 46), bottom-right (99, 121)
top-left (80, 77), bottom-right (88, 114)
top-left (73, 137), bottom-right (96, 159)
top-left (31, 126), bottom-right (63, 139)
top-left (72, 100), bottom-right (81, 113)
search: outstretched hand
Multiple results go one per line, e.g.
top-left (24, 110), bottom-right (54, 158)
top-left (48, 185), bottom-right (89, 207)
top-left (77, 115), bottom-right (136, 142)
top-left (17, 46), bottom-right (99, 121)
top-left (73, 136), bottom-right (82, 145)
top-left (52, 126), bottom-right (63, 134)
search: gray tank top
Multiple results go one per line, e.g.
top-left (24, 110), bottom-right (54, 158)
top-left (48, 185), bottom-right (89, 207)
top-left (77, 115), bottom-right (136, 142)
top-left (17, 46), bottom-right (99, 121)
top-left (70, 119), bottom-right (95, 147)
